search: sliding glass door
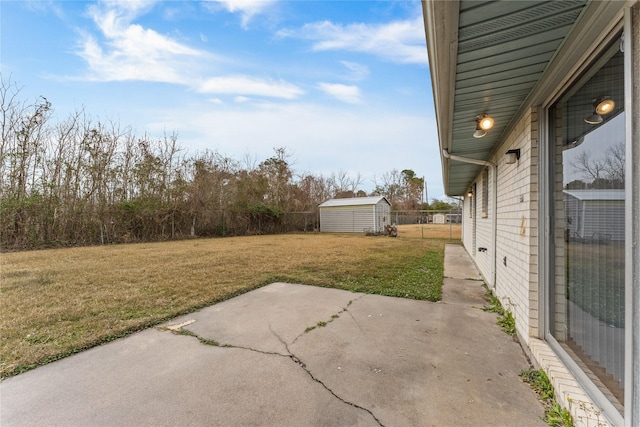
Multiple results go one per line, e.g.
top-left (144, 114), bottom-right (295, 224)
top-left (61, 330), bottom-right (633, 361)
top-left (549, 34), bottom-right (626, 415)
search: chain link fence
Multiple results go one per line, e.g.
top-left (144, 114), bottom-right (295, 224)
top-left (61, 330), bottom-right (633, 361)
top-left (391, 210), bottom-right (463, 225)
top-left (1, 208), bottom-right (463, 251)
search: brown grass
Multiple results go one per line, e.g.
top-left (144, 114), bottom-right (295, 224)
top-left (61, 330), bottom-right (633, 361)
top-left (397, 223), bottom-right (462, 240)
top-left (1, 230), bottom-right (460, 377)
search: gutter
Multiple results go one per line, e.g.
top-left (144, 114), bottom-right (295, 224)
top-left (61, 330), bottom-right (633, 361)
top-left (442, 149), bottom-right (498, 291)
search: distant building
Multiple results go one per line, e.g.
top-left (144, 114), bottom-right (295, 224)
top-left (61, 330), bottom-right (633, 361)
top-left (433, 213), bottom-right (446, 224)
top-left (564, 189), bottom-right (625, 242)
top-left (318, 196), bottom-right (391, 233)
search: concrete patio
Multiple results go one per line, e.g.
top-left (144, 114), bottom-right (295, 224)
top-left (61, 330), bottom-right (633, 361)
top-left (1, 244), bottom-right (546, 426)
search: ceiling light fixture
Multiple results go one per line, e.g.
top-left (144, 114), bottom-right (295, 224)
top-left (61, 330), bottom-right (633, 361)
top-left (584, 96), bottom-right (615, 124)
top-left (473, 114), bottom-right (494, 138)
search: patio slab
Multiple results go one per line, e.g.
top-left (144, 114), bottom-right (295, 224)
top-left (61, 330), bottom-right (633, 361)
top-left (1, 246), bottom-right (546, 426)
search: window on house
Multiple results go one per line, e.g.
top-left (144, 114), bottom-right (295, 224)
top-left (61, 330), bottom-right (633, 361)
top-left (481, 167), bottom-right (489, 217)
top-left (549, 34), bottom-right (625, 416)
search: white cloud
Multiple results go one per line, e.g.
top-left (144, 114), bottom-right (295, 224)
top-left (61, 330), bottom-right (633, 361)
top-left (277, 17), bottom-right (427, 65)
top-left (78, 0), bottom-right (208, 83)
top-left (203, 0), bottom-right (277, 29)
top-left (318, 83), bottom-right (362, 104)
top-left (100, 0), bottom-right (157, 17)
top-left (340, 61), bottom-right (369, 81)
top-left (75, 1), bottom-right (303, 100)
top-left (26, 0), bottom-right (66, 19)
top-left (198, 76), bottom-right (304, 100)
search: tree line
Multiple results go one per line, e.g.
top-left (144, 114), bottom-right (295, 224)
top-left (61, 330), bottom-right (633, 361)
top-left (1, 77), bottom-right (439, 251)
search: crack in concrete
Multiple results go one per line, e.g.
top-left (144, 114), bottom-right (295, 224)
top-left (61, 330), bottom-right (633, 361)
top-left (286, 351), bottom-right (385, 427)
top-left (164, 327), bottom-right (291, 358)
top-left (291, 294), bottom-right (367, 344)
top-left (270, 320), bottom-right (385, 427)
top-left (162, 315), bottom-right (384, 427)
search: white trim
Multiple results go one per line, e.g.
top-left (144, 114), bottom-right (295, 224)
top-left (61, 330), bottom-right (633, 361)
top-left (538, 104), bottom-right (550, 340)
top-left (623, 5), bottom-right (639, 424)
top-left (422, 0), bottom-right (460, 196)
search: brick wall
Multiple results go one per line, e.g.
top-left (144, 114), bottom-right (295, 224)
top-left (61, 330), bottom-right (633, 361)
top-left (462, 108), bottom-right (539, 344)
top-left (493, 108), bottom-right (539, 344)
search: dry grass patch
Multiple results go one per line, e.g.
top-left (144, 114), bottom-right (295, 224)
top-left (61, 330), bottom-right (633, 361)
top-left (1, 232), bottom-right (450, 378)
top-left (397, 223), bottom-right (461, 240)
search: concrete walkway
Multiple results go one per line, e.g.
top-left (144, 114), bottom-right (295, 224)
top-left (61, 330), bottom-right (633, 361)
top-left (1, 244), bottom-right (546, 426)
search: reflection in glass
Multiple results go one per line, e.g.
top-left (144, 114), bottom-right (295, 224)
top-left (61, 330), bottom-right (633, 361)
top-left (551, 43), bottom-right (625, 413)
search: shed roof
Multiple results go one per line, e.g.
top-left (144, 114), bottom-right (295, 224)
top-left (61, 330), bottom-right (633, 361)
top-left (422, 0), bottom-right (624, 196)
top-left (318, 196), bottom-right (390, 208)
top-left (563, 189), bottom-right (625, 201)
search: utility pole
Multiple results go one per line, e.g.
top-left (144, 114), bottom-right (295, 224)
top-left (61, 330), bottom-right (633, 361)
top-left (424, 178), bottom-right (428, 207)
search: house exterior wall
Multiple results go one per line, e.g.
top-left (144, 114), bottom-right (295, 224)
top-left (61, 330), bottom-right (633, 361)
top-left (469, 172), bottom-right (493, 284)
top-left (426, 1), bottom-right (640, 425)
top-left (494, 108), bottom-right (539, 341)
top-left (462, 92), bottom-right (616, 427)
top-left (460, 28), bottom-right (638, 427)
top-left (462, 108), bottom-right (540, 343)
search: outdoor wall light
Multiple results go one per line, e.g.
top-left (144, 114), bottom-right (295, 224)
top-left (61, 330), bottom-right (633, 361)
top-left (584, 96), bottom-right (615, 124)
top-left (473, 114), bottom-right (494, 138)
top-left (467, 189), bottom-right (473, 197)
top-left (505, 148), bottom-right (521, 164)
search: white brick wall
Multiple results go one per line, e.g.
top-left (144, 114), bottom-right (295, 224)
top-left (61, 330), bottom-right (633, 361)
top-left (493, 108), bottom-right (538, 344)
top-left (462, 108), bottom-right (539, 344)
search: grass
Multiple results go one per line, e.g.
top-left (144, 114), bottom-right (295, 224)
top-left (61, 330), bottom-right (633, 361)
top-left (521, 367), bottom-right (574, 427)
top-left (482, 289), bottom-right (516, 335)
top-left (0, 224), bottom-right (461, 378)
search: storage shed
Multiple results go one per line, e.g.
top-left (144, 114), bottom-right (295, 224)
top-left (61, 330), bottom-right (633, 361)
top-left (433, 213), bottom-right (446, 224)
top-left (563, 189), bottom-right (625, 242)
top-left (318, 196), bottom-right (391, 233)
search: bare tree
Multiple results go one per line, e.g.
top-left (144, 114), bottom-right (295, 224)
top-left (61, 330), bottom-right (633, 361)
top-left (571, 151), bottom-right (605, 182)
top-left (571, 145), bottom-right (625, 189)
top-left (603, 142), bottom-right (625, 185)
top-left (329, 169), bottom-right (363, 198)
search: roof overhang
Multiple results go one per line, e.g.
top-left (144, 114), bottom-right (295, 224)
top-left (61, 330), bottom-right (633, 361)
top-left (423, 0), bottom-right (626, 196)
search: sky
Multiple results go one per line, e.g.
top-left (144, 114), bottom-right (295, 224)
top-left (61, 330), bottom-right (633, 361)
top-left (0, 0), bottom-right (445, 200)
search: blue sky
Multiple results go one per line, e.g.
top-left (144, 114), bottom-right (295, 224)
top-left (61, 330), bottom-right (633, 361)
top-left (1, 0), bottom-right (444, 199)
